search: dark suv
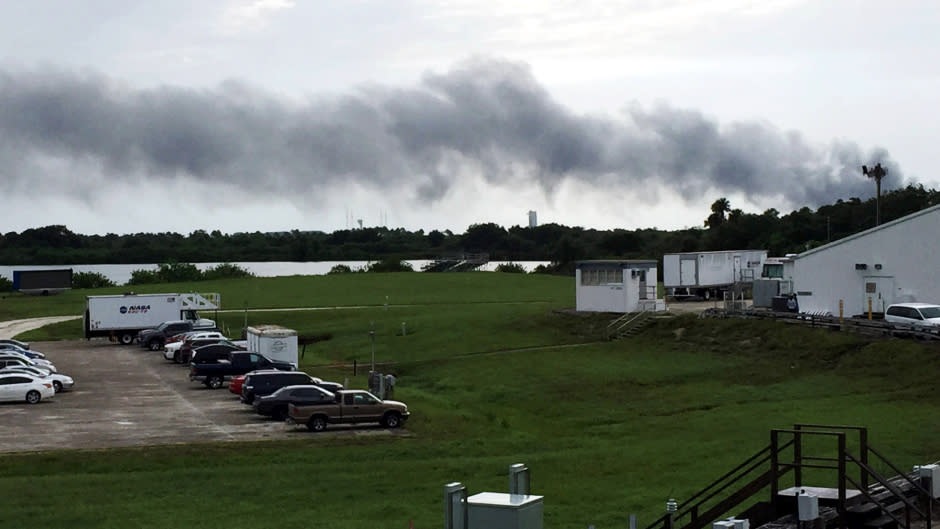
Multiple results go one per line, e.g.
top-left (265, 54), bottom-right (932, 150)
top-left (180, 340), bottom-right (244, 364)
top-left (241, 371), bottom-right (343, 404)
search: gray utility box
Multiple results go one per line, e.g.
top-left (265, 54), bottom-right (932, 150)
top-left (468, 492), bottom-right (543, 529)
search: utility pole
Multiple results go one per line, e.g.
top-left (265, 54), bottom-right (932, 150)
top-left (862, 163), bottom-right (887, 226)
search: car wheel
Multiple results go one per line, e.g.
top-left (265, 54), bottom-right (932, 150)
top-left (26, 390), bottom-right (41, 404)
top-left (207, 376), bottom-right (223, 389)
top-left (148, 340), bottom-right (162, 351)
top-left (119, 333), bottom-right (134, 345)
top-left (383, 412), bottom-right (402, 428)
top-left (53, 380), bottom-right (62, 393)
top-left (273, 406), bottom-right (288, 421)
top-left (307, 416), bottom-right (327, 432)
top-left (173, 351), bottom-right (181, 364)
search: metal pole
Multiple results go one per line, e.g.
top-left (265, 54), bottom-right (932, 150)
top-left (370, 321), bottom-right (375, 373)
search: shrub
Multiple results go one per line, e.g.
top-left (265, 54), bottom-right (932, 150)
top-left (494, 262), bottom-right (526, 274)
top-left (202, 263), bottom-right (254, 280)
top-left (328, 264), bottom-right (353, 274)
top-left (72, 271), bottom-right (116, 289)
top-left (156, 261), bottom-right (202, 282)
top-left (0, 277), bottom-right (12, 292)
top-left (127, 268), bottom-right (160, 285)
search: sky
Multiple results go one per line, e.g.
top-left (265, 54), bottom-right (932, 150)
top-left (1, 0), bottom-right (937, 236)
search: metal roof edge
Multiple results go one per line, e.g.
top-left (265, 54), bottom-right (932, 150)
top-left (795, 203), bottom-right (940, 259)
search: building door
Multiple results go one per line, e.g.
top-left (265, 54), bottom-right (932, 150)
top-left (679, 258), bottom-right (696, 286)
top-left (637, 270), bottom-right (648, 299)
top-left (861, 276), bottom-right (894, 314)
top-left (733, 255), bottom-right (741, 281)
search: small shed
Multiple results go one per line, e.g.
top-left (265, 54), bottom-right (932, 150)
top-left (575, 260), bottom-right (665, 313)
top-left (782, 204), bottom-right (940, 316)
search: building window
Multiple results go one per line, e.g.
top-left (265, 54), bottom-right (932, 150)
top-left (581, 267), bottom-right (623, 285)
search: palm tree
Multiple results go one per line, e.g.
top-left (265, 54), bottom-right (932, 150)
top-left (705, 198), bottom-right (731, 228)
top-left (862, 163), bottom-right (887, 226)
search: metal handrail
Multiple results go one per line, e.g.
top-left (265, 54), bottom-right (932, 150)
top-left (867, 444), bottom-right (940, 508)
top-left (605, 311), bottom-right (649, 340)
top-left (643, 440), bottom-right (794, 529)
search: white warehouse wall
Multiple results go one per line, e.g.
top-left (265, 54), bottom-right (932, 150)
top-left (786, 205), bottom-right (940, 315)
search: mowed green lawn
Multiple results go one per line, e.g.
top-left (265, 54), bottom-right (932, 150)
top-left (3, 274), bottom-right (940, 529)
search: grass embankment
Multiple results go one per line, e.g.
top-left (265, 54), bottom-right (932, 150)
top-left (3, 275), bottom-right (940, 529)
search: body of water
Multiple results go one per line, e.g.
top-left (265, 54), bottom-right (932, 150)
top-left (0, 261), bottom-right (551, 285)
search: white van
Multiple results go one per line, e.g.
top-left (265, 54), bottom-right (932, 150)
top-left (884, 303), bottom-right (940, 331)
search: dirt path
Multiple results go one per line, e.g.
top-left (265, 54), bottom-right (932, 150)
top-left (0, 315), bottom-right (80, 339)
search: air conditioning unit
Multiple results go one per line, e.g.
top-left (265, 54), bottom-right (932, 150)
top-left (919, 464), bottom-right (940, 499)
top-left (798, 490), bottom-right (819, 521)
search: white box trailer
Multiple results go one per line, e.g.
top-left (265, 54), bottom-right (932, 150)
top-left (84, 292), bottom-right (220, 344)
top-left (246, 325), bottom-right (298, 368)
top-left (664, 250), bottom-right (767, 299)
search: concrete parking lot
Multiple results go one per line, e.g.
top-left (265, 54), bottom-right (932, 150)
top-left (0, 339), bottom-right (401, 453)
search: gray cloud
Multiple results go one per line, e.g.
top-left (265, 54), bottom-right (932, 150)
top-left (0, 58), bottom-right (902, 209)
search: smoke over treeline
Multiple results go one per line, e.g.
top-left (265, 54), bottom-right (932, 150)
top-left (0, 57), bottom-right (900, 206)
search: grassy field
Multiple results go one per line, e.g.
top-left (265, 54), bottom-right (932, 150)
top-left (3, 274), bottom-right (940, 529)
top-left (0, 272), bottom-right (572, 322)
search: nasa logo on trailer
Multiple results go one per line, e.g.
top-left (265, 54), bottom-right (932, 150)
top-left (272, 340), bottom-right (286, 353)
top-left (120, 306), bottom-right (128, 314)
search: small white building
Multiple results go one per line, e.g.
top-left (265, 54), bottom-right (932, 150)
top-left (783, 204), bottom-right (940, 316)
top-left (575, 260), bottom-right (665, 313)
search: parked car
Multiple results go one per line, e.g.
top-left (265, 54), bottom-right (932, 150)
top-left (165, 334), bottom-right (209, 362)
top-left (0, 339), bottom-right (29, 350)
top-left (287, 390), bottom-right (409, 432)
top-left (189, 351), bottom-right (294, 389)
top-left (0, 372), bottom-right (55, 404)
top-left (241, 371), bottom-right (341, 404)
top-left (0, 366), bottom-right (73, 392)
top-left (163, 331), bottom-right (224, 359)
top-left (0, 343), bottom-right (45, 359)
top-left (229, 374), bottom-right (247, 395)
top-left (177, 339), bottom-right (244, 364)
top-left (0, 353), bottom-right (55, 373)
top-left (139, 320), bottom-right (216, 351)
top-left (253, 384), bottom-right (336, 420)
top-left (885, 303), bottom-right (940, 332)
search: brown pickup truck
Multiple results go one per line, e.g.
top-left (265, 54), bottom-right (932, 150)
top-left (287, 389), bottom-right (410, 432)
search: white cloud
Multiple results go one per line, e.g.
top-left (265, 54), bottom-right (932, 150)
top-left (218, 0), bottom-right (296, 35)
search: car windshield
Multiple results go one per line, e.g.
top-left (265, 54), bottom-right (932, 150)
top-left (919, 306), bottom-right (940, 318)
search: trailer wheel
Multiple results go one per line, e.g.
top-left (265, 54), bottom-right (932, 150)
top-left (702, 289), bottom-right (711, 301)
top-left (119, 333), bottom-right (134, 345)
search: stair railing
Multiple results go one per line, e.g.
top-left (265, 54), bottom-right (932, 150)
top-left (644, 439), bottom-right (794, 529)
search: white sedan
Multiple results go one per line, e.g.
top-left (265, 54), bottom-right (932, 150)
top-left (0, 372), bottom-right (55, 404)
top-left (0, 367), bottom-right (74, 393)
top-left (164, 332), bottom-right (226, 361)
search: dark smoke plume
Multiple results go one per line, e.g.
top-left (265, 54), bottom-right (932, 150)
top-left (0, 58), bottom-right (901, 207)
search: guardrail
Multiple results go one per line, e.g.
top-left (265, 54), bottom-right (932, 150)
top-left (710, 308), bottom-right (940, 341)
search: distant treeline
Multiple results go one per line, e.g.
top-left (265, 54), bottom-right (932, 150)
top-left (1, 185), bottom-right (937, 268)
